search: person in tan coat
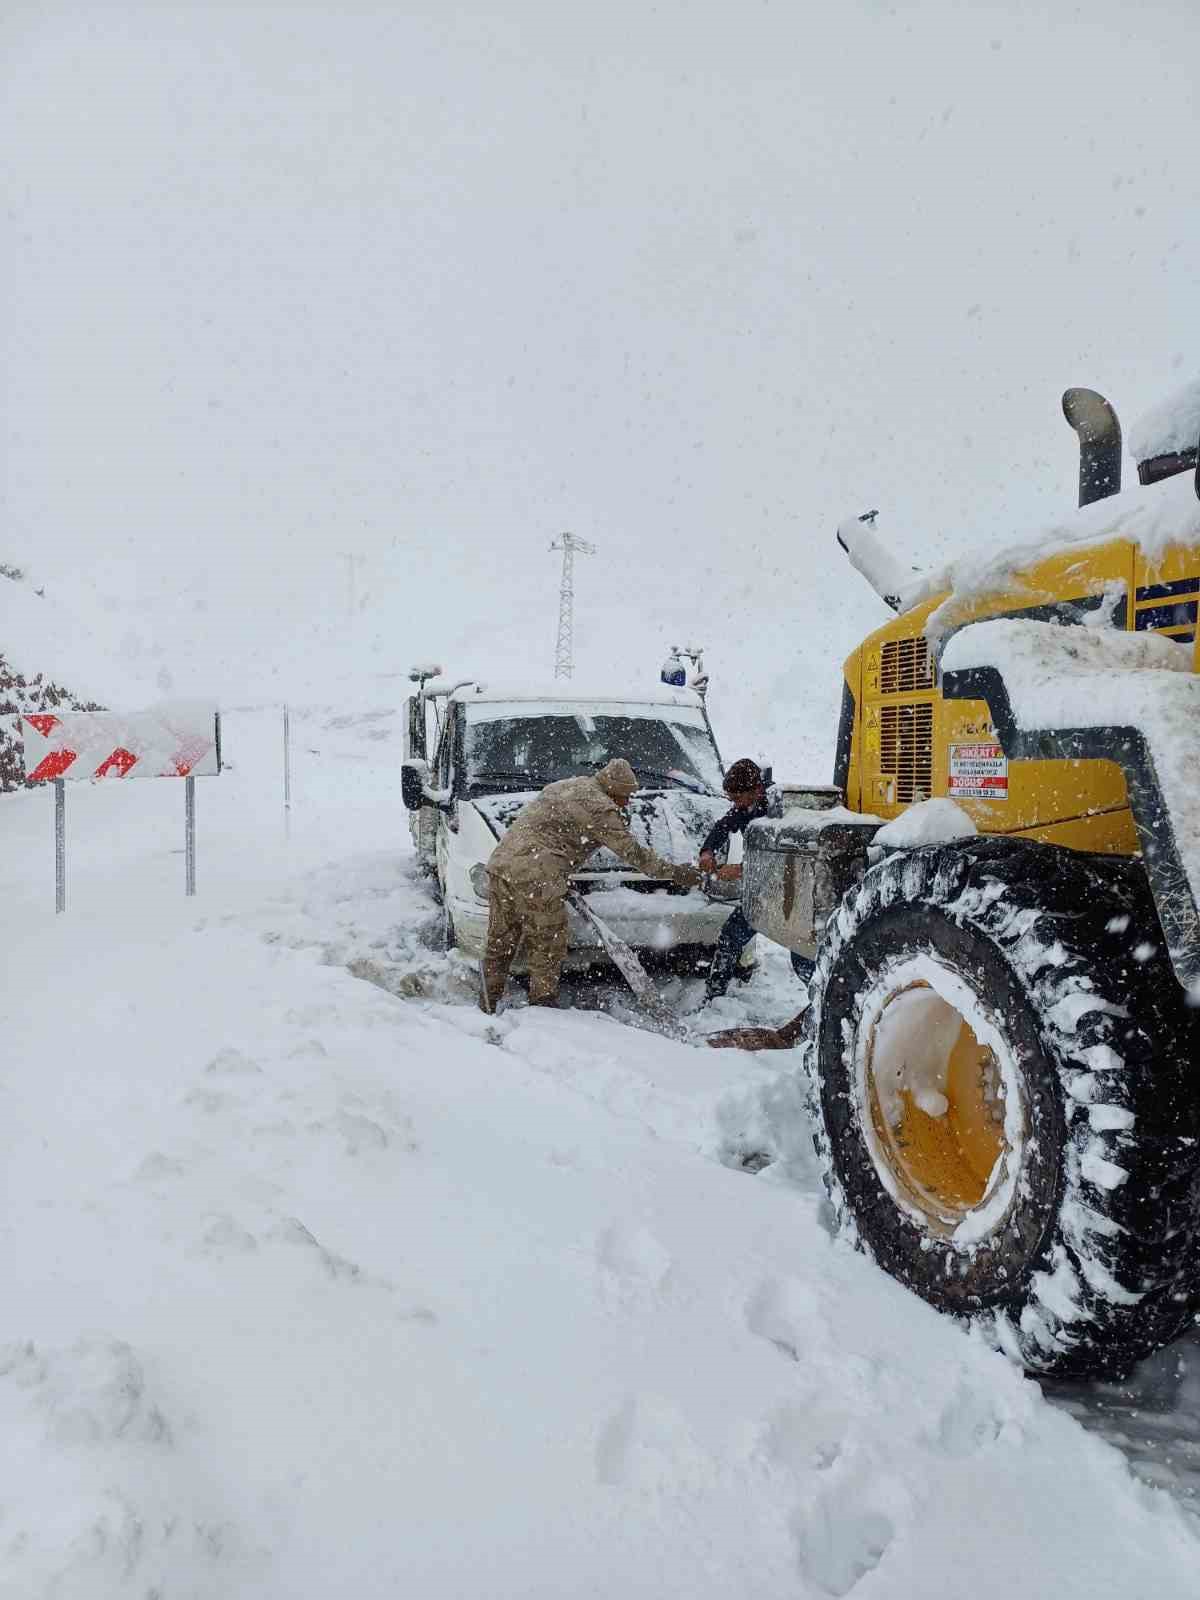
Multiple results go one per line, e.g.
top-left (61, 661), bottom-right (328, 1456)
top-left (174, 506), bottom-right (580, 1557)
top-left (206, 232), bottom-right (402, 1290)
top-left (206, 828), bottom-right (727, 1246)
top-left (480, 758), bottom-right (703, 1013)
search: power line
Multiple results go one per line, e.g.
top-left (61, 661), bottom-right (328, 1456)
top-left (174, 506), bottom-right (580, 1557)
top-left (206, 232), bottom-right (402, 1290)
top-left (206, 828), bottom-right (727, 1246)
top-left (549, 532), bottom-right (597, 679)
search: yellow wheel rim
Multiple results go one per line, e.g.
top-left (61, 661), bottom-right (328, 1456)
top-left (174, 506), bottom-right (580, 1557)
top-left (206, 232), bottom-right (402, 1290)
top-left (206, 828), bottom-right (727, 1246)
top-left (864, 980), bottom-right (1015, 1230)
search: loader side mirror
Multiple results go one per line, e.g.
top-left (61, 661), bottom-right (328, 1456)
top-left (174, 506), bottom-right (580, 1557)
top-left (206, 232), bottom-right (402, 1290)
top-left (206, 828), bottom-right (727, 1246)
top-left (401, 758), bottom-right (431, 811)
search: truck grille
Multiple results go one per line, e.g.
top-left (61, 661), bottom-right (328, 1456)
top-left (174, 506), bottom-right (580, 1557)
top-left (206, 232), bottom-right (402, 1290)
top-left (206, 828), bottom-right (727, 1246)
top-left (573, 876), bottom-right (690, 896)
top-left (880, 702), bottom-right (934, 804)
top-left (880, 637), bottom-right (935, 694)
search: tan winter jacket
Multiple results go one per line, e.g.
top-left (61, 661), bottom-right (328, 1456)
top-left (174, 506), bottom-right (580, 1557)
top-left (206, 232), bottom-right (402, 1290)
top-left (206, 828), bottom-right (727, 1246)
top-left (486, 759), bottom-right (702, 894)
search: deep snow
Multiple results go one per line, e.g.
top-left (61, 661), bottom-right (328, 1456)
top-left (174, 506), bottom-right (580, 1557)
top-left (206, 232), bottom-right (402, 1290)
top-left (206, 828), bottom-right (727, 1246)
top-left (5, 4), bottom-right (1200, 1590)
top-left (4, 707), bottom-right (1200, 1598)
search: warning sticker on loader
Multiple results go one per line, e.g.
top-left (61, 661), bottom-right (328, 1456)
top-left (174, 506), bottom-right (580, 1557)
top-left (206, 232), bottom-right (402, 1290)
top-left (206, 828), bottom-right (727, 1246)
top-left (948, 742), bottom-right (1008, 800)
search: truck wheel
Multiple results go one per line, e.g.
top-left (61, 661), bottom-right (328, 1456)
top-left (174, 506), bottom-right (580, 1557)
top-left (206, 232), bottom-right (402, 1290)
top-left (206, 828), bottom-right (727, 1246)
top-left (805, 839), bottom-right (1200, 1380)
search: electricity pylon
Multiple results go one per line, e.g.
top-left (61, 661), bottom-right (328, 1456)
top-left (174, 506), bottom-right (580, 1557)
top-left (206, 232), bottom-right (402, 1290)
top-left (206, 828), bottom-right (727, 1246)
top-left (550, 532), bottom-right (596, 679)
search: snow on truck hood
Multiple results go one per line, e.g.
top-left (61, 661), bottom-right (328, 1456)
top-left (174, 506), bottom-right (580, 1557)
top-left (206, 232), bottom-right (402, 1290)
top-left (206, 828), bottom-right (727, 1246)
top-left (472, 786), bottom-right (728, 871)
top-left (450, 682), bottom-right (706, 712)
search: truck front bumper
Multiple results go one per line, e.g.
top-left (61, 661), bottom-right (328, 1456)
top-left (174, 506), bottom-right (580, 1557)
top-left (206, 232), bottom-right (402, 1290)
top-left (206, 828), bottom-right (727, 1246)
top-left (448, 884), bottom-right (735, 968)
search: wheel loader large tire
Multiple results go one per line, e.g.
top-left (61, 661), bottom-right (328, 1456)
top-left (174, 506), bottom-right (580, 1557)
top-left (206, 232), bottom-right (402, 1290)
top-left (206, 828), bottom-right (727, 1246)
top-left (805, 838), bottom-right (1200, 1380)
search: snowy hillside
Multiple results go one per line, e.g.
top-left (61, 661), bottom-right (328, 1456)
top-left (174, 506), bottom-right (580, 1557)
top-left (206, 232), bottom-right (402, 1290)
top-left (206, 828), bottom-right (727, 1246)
top-left (4, 712), bottom-right (1200, 1598)
top-left (5, 2), bottom-right (1197, 779)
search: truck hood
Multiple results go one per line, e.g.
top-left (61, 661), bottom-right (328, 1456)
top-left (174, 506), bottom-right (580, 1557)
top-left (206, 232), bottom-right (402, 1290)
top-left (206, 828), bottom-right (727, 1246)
top-left (471, 788), bottom-right (728, 873)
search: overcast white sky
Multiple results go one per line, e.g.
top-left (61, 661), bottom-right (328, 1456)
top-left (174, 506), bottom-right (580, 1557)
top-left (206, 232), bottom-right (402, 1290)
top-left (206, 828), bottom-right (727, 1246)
top-left (2, 0), bottom-right (1197, 760)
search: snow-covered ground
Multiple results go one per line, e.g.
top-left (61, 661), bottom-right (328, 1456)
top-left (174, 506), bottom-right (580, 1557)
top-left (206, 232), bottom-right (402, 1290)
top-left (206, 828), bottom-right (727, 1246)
top-left (4, 708), bottom-right (1200, 1598)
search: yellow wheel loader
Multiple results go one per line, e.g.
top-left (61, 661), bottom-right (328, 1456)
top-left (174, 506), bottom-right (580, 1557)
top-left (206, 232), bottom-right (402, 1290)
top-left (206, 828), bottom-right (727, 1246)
top-left (742, 380), bottom-right (1200, 1379)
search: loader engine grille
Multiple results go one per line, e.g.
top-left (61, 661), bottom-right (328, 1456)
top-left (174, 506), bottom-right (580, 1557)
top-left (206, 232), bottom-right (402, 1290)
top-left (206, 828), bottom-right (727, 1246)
top-left (880, 637), bottom-right (935, 694)
top-left (880, 702), bottom-right (934, 805)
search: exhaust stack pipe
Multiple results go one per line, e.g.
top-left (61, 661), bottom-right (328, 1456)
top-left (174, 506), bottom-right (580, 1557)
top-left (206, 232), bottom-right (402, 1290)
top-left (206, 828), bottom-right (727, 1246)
top-left (1062, 387), bottom-right (1122, 507)
top-left (836, 510), bottom-right (907, 612)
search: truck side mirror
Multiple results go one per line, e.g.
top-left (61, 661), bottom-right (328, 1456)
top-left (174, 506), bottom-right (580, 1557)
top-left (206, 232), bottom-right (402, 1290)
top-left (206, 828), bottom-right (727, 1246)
top-left (401, 758), bottom-right (431, 811)
top-left (404, 696), bottom-right (427, 761)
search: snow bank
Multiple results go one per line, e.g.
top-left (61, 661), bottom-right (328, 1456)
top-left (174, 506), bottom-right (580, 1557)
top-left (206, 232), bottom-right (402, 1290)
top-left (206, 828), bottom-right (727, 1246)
top-left (1129, 376), bottom-right (1200, 467)
top-left (4, 708), bottom-right (1200, 1596)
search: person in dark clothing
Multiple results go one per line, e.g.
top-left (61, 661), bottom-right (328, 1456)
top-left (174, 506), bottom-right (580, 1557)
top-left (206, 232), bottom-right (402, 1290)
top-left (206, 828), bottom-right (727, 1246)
top-left (698, 758), bottom-right (773, 1000)
top-left (699, 757), bottom-right (816, 1001)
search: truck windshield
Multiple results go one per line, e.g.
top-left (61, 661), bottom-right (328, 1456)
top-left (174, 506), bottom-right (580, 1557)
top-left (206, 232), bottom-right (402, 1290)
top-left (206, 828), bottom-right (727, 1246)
top-left (464, 710), bottom-right (722, 796)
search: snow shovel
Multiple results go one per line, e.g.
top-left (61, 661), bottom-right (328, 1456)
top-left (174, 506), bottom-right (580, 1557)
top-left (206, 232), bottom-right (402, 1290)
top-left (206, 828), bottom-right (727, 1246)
top-left (566, 891), bottom-right (686, 1039)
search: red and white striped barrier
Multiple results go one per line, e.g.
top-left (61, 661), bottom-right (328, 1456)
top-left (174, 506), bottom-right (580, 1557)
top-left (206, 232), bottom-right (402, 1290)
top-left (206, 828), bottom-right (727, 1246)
top-left (20, 703), bottom-right (220, 785)
top-left (17, 702), bottom-right (221, 913)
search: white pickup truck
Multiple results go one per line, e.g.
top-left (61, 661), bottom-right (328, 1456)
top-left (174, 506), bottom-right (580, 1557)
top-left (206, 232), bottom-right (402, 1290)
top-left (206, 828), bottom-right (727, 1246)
top-left (401, 676), bottom-right (748, 974)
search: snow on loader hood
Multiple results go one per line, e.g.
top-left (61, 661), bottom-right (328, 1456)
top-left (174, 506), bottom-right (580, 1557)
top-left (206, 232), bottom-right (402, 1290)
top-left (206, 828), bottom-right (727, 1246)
top-left (473, 785), bottom-right (730, 872)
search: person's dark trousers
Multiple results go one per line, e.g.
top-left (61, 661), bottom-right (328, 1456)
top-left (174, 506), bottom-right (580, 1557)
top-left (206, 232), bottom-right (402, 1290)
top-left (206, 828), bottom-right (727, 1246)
top-left (705, 907), bottom-right (758, 998)
top-left (706, 913), bottom-right (817, 1000)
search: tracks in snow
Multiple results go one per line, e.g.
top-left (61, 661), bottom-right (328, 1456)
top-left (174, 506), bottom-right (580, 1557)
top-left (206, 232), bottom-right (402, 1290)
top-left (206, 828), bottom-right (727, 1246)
top-left (259, 851), bottom-right (1200, 1524)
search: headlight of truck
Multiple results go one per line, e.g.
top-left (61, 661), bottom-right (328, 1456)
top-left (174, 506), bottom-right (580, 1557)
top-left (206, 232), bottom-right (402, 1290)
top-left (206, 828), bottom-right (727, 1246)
top-left (469, 863), bottom-right (491, 902)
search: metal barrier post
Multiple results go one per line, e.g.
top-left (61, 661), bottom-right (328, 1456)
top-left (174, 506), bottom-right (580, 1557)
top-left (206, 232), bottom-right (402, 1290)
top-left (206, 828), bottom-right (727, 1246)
top-left (54, 778), bottom-right (66, 913)
top-left (283, 703), bottom-right (292, 836)
top-left (185, 775), bottom-right (196, 896)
